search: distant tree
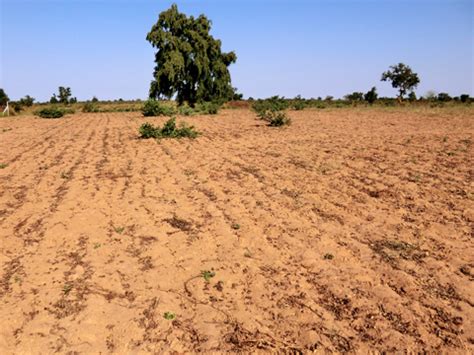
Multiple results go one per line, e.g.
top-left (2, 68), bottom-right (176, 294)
top-left (424, 90), bottom-right (437, 101)
top-left (232, 88), bottom-right (243, 101)
top-left (146, 4), bottom-right (237, 106)
top-left (408, 91), bottom-right (417, 102)
top-left (437, 92), bottom-right (451, 102)
top-left (324, 95), bottom-right (334, 101)
top-left (91, 96), bottom-right (99, 103)
top-left (19, 95), bottom-right (35, 107)
top-left (58, 87), bottom-right (72, 104)
top-left (364, 87), bottom-right (378, 104)
top-left (0, 88), bottom-right (9, 106)
top-left (345, 92), bottom-right (364, 102)
top-left (70, 97), bottom-right (77, 104)
top-left (460, 94), bottom-right (470, 103)
top-left (50, 94), bottom-right (59, 104)
top-left (381, 63), bottom-right (420, 102)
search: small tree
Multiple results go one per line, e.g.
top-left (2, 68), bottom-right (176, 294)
top-left (0, 88), bottom-right (9, 107)
top-left (58, 87), bottom-right (72, 104)
top-left (19, 95), bottom-right (35, 107)
top-left (364, 87), bottom-right (378, 104)
top-left (381, 63), bottom-right (420, 102)
top-left (460, 94), bottom-right (470, 103)
top-left (50, 94), bottom-right (59, 104)
top-left (437, 93), bottom-right (451, 102)
top-left (408, 92), bottom-right (417, 102)
top-left (146, 4), bottom-right (237, 106)
top-left (344, 92), bottom-right (364, 102)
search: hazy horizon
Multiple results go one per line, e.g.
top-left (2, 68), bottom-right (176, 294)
top-left (1, 0), bottom-right (473, 101)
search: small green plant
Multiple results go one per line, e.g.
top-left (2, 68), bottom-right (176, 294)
top-left (163, 312), bottom-right (176, 320)
top-left (60, 171), bottom-right (70, 179)
top-left (231, 223), bottom-right (240, 230)
top-left (201, 270), bottom-right (216, 282)
top-left (114, 226), bottom-right (125, 234)
top-left (323, 253), bottom-right (334, 260)
top-left (63, 283), bottom-right (73, 295)
top-left (35, 107), bottom-right (65, 119)
top-left (93, 243), bottom-right (102, 249)
top-left (142, 99), bottom-right (176, 117)
top-left (138, 118), bottom-right (199, 139)
top-left (0, 163), bottom-right (7, 169)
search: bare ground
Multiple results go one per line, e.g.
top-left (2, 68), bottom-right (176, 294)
top-left (0, 107), bottom-right (473, 353)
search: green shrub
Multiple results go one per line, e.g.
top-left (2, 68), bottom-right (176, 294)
top-left (197, 101), bottom-right (220, 115)
top-left (139, 117), bottom-right (199, 139)
top-left (82, 102), bottom-right (100, 113)
top-left (142, 99), bottom-right (176, 117)
top-left (35, 107), bottom-right (66, 119)
top-left (268, 111), bottom-right (291, 127)
top-left (252, 96), bottom-right (289, 118)
top-left (138, 122), bottom-right (158, 138)
top-left (178, 104), bottom-right (196, 116)
top-left (292, 100), bottom-right (306, 110)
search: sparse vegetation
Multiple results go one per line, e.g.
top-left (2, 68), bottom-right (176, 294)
top-left (0, 163), bottom-right (8, 169)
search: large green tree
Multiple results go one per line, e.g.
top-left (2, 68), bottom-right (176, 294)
top-left (381, 63), bottom-right (420, 101)
top-left (146, 4), bottom-right (237, 106)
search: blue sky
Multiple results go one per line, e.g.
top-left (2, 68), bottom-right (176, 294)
top-left (1, 0), bottom-right (473, 101)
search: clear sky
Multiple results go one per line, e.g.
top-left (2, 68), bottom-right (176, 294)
top-left (1, 0), bottom-right (473, 101)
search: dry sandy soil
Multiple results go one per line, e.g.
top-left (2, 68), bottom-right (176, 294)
top-left (0, 107), bottom-right (473, 353)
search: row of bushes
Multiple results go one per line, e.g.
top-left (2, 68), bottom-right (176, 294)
top-left (142, 99), bottom-right (220, 117)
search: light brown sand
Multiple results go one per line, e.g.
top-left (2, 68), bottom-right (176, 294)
top-left (0, 107), bottom-right (473, 352)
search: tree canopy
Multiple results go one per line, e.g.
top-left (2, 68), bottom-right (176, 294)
top-left (146, 4), bottom-right (237, 106)
top-left (0, 89), bottom-right (9, 107)
top-left (381, 63), bottom-right (420, 101)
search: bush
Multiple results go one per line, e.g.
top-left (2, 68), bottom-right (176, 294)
top-left (268, 111), bottom-right (291, 127)
top-left (252, 96), bottom-right (289, 119)
top-left (142, 99), bottom-right (176, 117)
top-left (178, 104), bottom-right (195, 116)
top-left (35, 107), bottom-right (66, 118)
top-left (139, 117), bottom-right (199, 139)
top-left (292, 100), bottom-right (306, 110)
top-left (197, 101), bottom-right (220, 115)
top-left (82, 102), bottom-right (100, 113)
top-left (138, 122), bottom-right (158, 138)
